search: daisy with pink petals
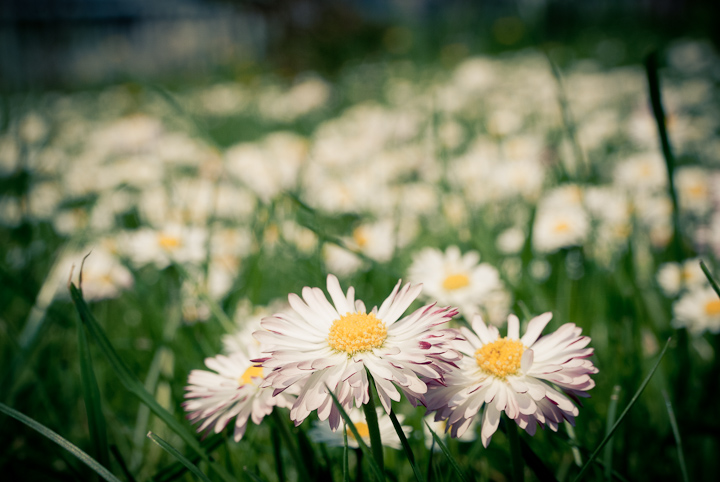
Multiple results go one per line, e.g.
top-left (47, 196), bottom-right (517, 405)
top-left (425, 312), bottom-right (597, 447)
top-left (254, 274), bottom-right (460, 431)
top-left (183, 344), bottom-right (296, 442)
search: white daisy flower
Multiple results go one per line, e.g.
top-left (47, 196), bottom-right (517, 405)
top-left (183, 346), bottom-right (296, 442)
top-left (425, 312), bottom-right (597, 447)
top-left (423, 413), bottom-right (477, 451)
top-left (673, 286), bottom-right (720, 335)
top-left (309, 407), bottom-right (410, 450)
top-left (407, 246), bottom-right (509, 324)
top-left (254, 274), bottom-right (460, 431)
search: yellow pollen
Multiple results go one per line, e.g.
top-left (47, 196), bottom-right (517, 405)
top-left (705, 299), bottom-right (720, 317)
top-left (158, 234), bottom-right (182, 250)
top-left (353, 227), bottom-right (368, 248)
top-left (554, 221), bottom-right (571, 233)
top-left (238, 365), bottom-right (264, 386)
top-left (348, 422), bottom-right (370, 440)
top-left (442, 273), bottom-right (470, 291)
top-left (328, 312), bottom-right (387, 355)
top-left (474, 337), bottom-right (525, 379)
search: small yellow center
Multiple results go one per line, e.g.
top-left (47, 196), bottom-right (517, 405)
top-left (328, 312), bottom-right (387, 355)
top-left (554, 221), bottom-right (570, 233)
top-left (688, 184), bottom-right (707, 198)
top-left (442, 273), bottom-right (470, 291)
top-left (238, 365), bottom-right (264, 386)
top-left (348, 422), bottom-right (370, 440)
top-left (158, 234), bottom-right (182, 250)
top-left (353, 227), bottom-right (368, 248)
top-left (474, 337), bottom-right (525, 379)
top-left (705, 299), bottom-right (720, 317)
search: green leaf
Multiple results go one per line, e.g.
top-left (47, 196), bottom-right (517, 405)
top-left (423, 421), bottom-right (468, 482)
top-left (325, 383), bottom-right (385, 481)
top-left (147, 432), bottom-right (212, 482)
top-left (388, 409), bottom-right (425, 482)
top-left (68, 283), bottom-right (237, 482)
top-left (363, 374), bottom-right (385, 475)
top-left (75, 283), bottom-right (110, 470)
top-left (700, 260), bottom-right (720, 298)
top-left (0, 402), bottom-right (122, 482)
top-left (662, 390), bottom-right (690, 482)
top-left (343, 425), bottom-right (350, 482)
top-left (573, 337), bottom-right (672, 481)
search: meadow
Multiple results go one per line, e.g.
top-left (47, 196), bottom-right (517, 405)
top-left (2, 35), bottom-right (720, 482)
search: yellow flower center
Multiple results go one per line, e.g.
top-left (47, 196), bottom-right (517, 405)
top-left (238, 365), bottom-right (264, 386)
top-left (353, 227), bottom-right (368, 248)
top-left (328, 312), bottom-right (387, 355)
top-left (442, 273), bottom-right (470, 291)
top-left (554, 221), bottom-right (570, 233)
top-left (348, 422), bottom-right (370, 440)
top-left (158, 234), bottom-right (182, 250)
top-left (474, 337), bottom-right (525, 379)
top-left (705, 299), bottom-right (720, 317)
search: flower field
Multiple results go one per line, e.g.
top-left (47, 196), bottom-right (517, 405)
top-left (2, 29), bottom-right (720, 482)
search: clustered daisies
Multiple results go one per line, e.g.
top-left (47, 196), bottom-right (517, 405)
top-left (183, 269), bottom-right (598, 452)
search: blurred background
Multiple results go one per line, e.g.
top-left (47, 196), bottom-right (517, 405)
top-left (1, 0), bottom-right (718, 90)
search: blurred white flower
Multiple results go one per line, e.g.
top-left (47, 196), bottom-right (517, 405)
top-left (673, 286), bottom-right (720, 335)
top-left (309, 407), bottom-right (410, 450)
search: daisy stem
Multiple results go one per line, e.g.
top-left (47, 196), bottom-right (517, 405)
top-left (363, 372), bottom-right (385, 477)
top-left (505, 416), bottom-right (524, 482)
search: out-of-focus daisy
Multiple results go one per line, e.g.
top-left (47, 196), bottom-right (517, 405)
top-left (407, 246), bottom-right (510, 323)
top-left (183, 346), bottom-right (296, 442)
top-left (309, 408), bottom-right (410, 450)
top-left (673, 286), bottom-right (720, 335)
top-left (426, 312), bottom-right (597, 447)
top-left (532, 204), bottom-right (590, 254)
top-left (656, 258), bottom-right (707, 298)
top-left (255, 274), bottom-right (460, 430)
top-left (61, 245), bottom-right (133, 301)
top-left (423, 413), bottom-right (477, 450)
top-left (120, 224), bottom-right (207, 269)
top-left (674, 167), bottom-right (714, 216)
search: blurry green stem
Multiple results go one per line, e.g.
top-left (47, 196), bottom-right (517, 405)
top-left (603, 385), bottom-right (621, 481)
top-left (506, 416), bottom-right (524, 482)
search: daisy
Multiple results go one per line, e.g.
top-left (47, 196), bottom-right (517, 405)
top-left (673, 286), bottom-right (720, 335)
top-left (254, 274), bottom-right (460, 431)
top-left (407, 246), bottom-right (509, 324)
top-left (425, 312), bottom-right (597, 447)
top-left (423, 413), bottom-right (477, 451)
top-left (183, 345), bottom-right (296, 442)
top-left (309, 407), bottom-right (410, 450)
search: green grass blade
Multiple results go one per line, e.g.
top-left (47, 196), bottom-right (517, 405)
top-left (603, 385), bottom-right (621, 481)
top-left (344, 425), bottom-right (350, 482)
top-left (147, 432), bottom-right (212, 482)
top-left (76, 311), bottom-right (110, 470)
top-left (270, 410), bottom-right (314, 482)
top-left (69, 283), bottom-right (237, 482)
top-left (243, 470), bottom-right (267, 482)
top-left (700, 260), bottom-right (720, 298)
top-left (152, 434), bottom-right (225, 482)
top-left (110, 444), bottom-right (138, 482)
top-left (423, 421), bottom-right (468, 482)
top-left (325, 383), bottom-right (385, 481)
top-left (270, 419), bottom-right (285, 482)
top-left (363, 374), bottom-right (385, 475)
top-left (573, 337), bottom-right (672, 481)
top-left (662, 390), bottom-right (690, 482)
top-left (506, 416), bottom-right (524, 482)
top-left (0, 402), bottom-right (123, 482)
top-left (388, 409), bottom-right (425, 482)
top-left (518, 437), bottom-right (558, 482)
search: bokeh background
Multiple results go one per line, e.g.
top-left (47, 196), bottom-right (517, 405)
top-left (3, 1), bottom-right (720, 481)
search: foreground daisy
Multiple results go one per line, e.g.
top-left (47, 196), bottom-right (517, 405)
top-left (309, 407), bottom-right (411, 449)
top-left (254, 274), bottom-right (460, 430)
top-left (183, 346), bottom-right (295, 441)
top-left (426, 312), bottom-right (597, 447)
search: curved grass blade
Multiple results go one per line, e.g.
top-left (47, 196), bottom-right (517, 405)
top-left (152, 434), bottom-right (225, 482)
top-left (110, 444), bottom-right (137, 482)
top-left (147, 432), bottom-right (212, 482)
top-left (69, 283), bottom-right (236, 482)
top-left (363, 374), bottom-right (385, 475)
top-left (270, 421), bottom-right (285, 482)
top-left (506, 416), bottom-right (524, 482)
top-left (0, 402), bottom-right (122, 482)
top-left (76, 311), bottom-right (110, 470)
top-left (244, 470), bottom-right (267, 482)
top-left (700, 260), bottom-right (720, 298)
top-left (573, 337), bottom-right (672, 481)
top-left (270, 410), bottom-right (313, 482)
top-left (388, 409), bottom-right (425, 482)
top-left (325, 383), bottom-right (385, 481)
top-left (423, 421), bottom-right (468, 482)
top-left (518, 437), bottom-right (558, 482)
top-left (662, 390), bottom-right (690, 482)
